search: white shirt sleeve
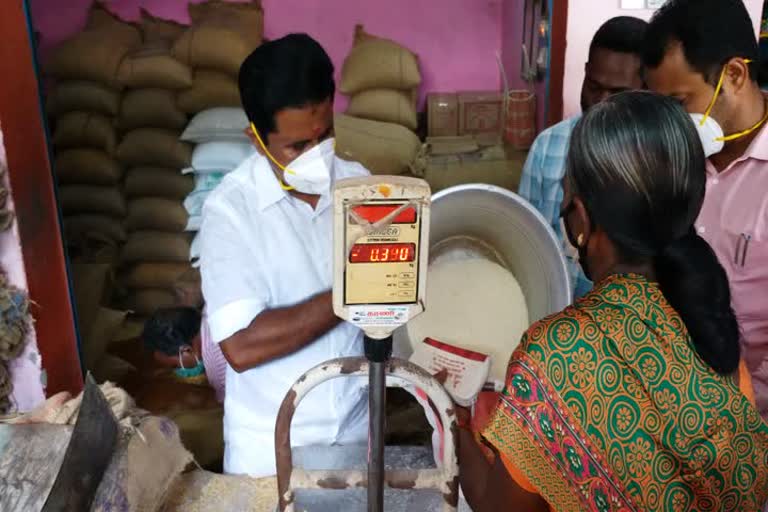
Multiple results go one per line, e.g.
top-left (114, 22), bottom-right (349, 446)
top-left (200, 201), bottom-right (269, 343)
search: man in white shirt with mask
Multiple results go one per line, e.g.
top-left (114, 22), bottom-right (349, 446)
top-left (199, 33), bottom-right (369, 477)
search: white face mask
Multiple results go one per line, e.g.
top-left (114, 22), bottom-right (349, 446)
top-left (689, 113), bottom-right (725, 158)
top-left (282, 138), bottom-right (335, 195)
top-left (251, 123), bottom-right (335, 195)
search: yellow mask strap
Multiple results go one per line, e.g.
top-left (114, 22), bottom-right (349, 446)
top-left (250, 123), bottom-right (294, 191)
top-left (700, 65), bottom-right (729, 126)
top-left (700, 59), bottom-right (767, 141)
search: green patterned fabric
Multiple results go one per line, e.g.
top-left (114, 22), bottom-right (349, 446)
top-left (483, 273), bottom-right (768, 511)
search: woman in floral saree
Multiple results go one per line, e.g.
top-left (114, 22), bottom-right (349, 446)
top-left (458, 92), bottom-right (768, 512)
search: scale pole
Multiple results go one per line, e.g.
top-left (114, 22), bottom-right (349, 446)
top-left (364, 335), bottom-right (391, 512)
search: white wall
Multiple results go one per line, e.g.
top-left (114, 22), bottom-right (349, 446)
top-left (562, 0), bottom-right (764, 118)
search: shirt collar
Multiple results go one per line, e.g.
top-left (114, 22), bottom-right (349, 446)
top-left (740, 117), bottom-right (768, 162)
top-left (706, 118), bottom-right (768, 176)
top-left (248, 153), bottom-right (289, 211)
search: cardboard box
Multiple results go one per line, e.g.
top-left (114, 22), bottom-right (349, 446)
top-left (427, 93), bottom-right (459, 137)
top-left (458, 91), bottom-right (503, 136)
top-left (424, 144), bottom-right (525, 193)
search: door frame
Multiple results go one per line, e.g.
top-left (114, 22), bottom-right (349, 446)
top-left (0, 1), bottom-right (83, 395)
top-left (548, 0), bottom-right (568, 126)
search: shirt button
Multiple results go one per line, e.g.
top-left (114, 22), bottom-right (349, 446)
top-left (698, 226), bottom-right (706, 234)
top-left (712, 178), bottom-right (719, 185)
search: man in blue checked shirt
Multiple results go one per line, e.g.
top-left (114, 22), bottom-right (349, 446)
top-left (519, 16), bottom-right (647, 299)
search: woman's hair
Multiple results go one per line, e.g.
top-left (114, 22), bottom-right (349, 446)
top-left (142, 307), bottom-right (202, 356)
top-left (566, 91), bottom-right (740, 375)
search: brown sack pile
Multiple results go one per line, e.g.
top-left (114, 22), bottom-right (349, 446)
top-left (338, 26), bottom-right (424, 175)
top-left (116, 8), bottom-right (201, 319)
top-left (173, 0), bottom-right (264, 114)
top-left (46, 3), bottom-right (134, 260)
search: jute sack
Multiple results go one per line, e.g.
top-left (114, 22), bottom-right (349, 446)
top-left (174, 1), bottom-right (263, 75)
top-left (118, 47), bottom-right (192, 90)
top-left (46, 32), bottom-right (134, 88)
top-left (117, 129), bottom-right (192, 168)
top-left (86, 2), bottom-right (142, 47)
top-left (120, 88), bottom-right (188, 131)
top-left (125, 198), bottom-right (189, 233)
top-left (177, 70), bottom-right (241, 114)
top-left (54, 149), bottom-right (122, 185)
top-left (334, 114), bottom-right (425, 175)
top-left (117, 43), bottom-right (193, 90)
top-left (166, 407), bottom-right (224, 469)
top-left (125, 167), bottom-right (194, 199)
top-left (346, 89), bottom-right (418, 130)
top-left (140, 8), bottom-right (186, 44)
top-left (59, 185), bottom-right (127, 217)
top-left (92, 416), bottom-right (193, 512)
top-left (46, 81), bottom-right (120, 117)
top-left (46, 21), bottom-right (138, 89)
top-left (121, 262), bottom-right (192, 289)
top-left (64, 214), bottom-right (127, 243)
top-left (52, 112), bottom-right (117, 155)
top-left (70, 263), bottom-right (113, 340)
top-left (124, 289), bottom-right (176, 316)
top-left (340, 27), bottom-right (420, 94)
top-left (189, 0), bottom-right (262, 23)
top-left (66, 232), bottom-right (121, 265)
top-left (122, 231), bottom-right (192, 263)
top-left (173, 267), bottom-right (203, 308)
top-left (81, 307), bottom-right (127, 370)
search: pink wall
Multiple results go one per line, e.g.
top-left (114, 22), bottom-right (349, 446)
top-left (30, 0), bottom-right (505, 110)
top-left (0, 125), bottom-right (45, 413)
top-left (562, 0), bottom-right (764, 119)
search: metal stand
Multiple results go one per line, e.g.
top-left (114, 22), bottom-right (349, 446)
top-left (364, 335), bottom-right (392, 512)
top-left (274, 356), bottom-right (459, 512)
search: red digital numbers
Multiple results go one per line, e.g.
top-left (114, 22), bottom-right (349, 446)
top-left (349, 243), bottom-right (416, 264)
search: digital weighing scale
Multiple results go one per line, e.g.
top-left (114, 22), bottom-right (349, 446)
top-left (274, 176), bottom-right (459, 512)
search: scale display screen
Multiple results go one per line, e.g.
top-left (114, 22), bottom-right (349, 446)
top-left (352, 204), bottom-right (417, 224)
top-left (349, 243), bottom-right (416, 264)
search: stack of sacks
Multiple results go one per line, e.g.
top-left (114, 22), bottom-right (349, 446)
top-left (179, 108), bottom-right (255, 265)
top-left (336, 25), bottom-right (425, 176)
top-left (115, 11), bottom-right (196, 319)
top-left (172, 0), bottom-right (264, 115)
top-left (46, 3), bottom-right (141, 260)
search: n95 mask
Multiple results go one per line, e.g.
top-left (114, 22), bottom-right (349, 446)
top-left (689, 113), bottom-right (725, 158)
top-left (251, 123), bottom-right (335, 195)
top-left (282, 137), bottom-right (336, 195)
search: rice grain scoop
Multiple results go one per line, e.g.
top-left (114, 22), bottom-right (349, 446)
top-left (274, 176), bottom-right (459, 512)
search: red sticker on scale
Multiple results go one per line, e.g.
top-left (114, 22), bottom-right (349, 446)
top-left (352, 204), bottom-right (417, 224)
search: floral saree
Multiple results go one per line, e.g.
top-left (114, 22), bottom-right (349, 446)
top-left (482, 274), bottom-right (768, 511)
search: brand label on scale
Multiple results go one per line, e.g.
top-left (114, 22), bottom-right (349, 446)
top-left (348, 305), bottom-right (411, 327)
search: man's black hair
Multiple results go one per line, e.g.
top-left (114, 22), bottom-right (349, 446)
top-left (238, 33), bottom-right (335, 138)
top-left (589, 16), bottom-right (648, 60)
top-left (642, 0), bottom-right (758, 83)
top-left (142, 307), bottom-right (201, 356)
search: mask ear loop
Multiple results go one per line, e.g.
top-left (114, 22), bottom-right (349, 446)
top-left (250, 123), bottom-right (295, 191)
top-left (700, 65), bottom-right (728, 126)
top-left (700, 59), bottom-right (767, 141)
top-left (178, 346), bottom-right (188, 370)
top-left (178, 346), bottom-right (201, 370)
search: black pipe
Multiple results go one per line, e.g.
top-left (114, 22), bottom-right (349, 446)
top-left (364, 335), bottom-right (392, 512)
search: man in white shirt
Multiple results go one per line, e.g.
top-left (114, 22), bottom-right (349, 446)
top-left (199, 34), bottom-right (369, 477)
